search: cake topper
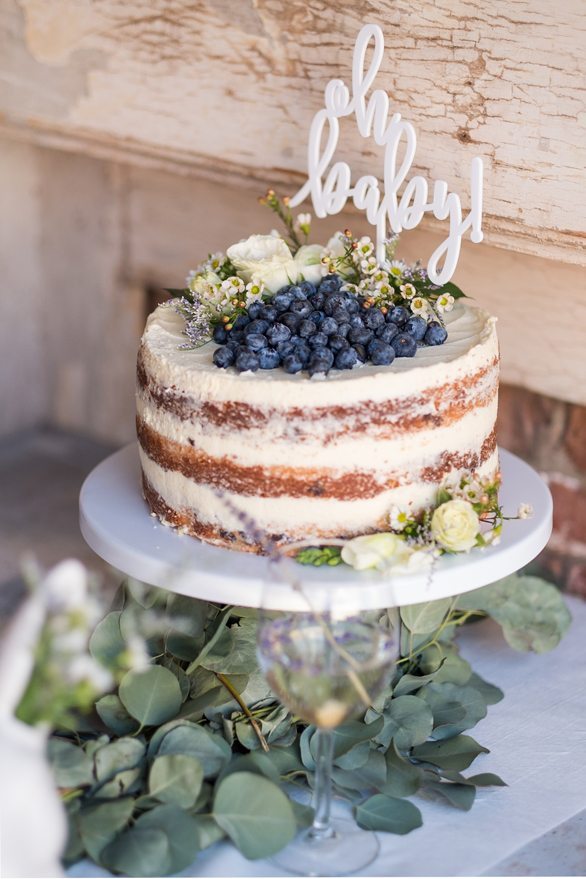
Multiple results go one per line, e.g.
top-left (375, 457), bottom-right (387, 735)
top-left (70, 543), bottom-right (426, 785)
top-left (289, 24), bottom-right (484, 285)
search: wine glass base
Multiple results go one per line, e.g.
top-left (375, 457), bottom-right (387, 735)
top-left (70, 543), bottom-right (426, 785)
top-left (270, 818), bottom-right (380, 876)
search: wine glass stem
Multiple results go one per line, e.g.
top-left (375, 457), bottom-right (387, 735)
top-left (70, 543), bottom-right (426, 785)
top-left (309, 728), bottom-right (335, 841)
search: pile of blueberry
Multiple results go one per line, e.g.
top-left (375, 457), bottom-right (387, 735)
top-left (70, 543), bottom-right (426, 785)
top-left (212, 274), bottom-right (447, 375)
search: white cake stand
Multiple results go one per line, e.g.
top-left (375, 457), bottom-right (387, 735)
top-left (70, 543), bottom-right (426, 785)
top-left (79, 444), bottom-right (552, 612)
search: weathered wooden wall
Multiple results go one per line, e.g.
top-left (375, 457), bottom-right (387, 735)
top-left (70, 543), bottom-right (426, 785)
top-left (1, 0), bottom-right (585, 443)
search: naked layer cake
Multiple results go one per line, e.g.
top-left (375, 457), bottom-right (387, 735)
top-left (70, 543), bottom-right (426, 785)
top-left (136, 249), bottom-right (499, 553)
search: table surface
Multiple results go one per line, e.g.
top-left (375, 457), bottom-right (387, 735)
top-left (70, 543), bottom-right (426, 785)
top-left (79, 444), bottom-right (552, 611)
top-left (69, 594), bottom-right (586, 878)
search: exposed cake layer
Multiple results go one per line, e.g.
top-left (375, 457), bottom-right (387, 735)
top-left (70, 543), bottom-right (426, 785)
top-left (137, 301), bottom-right (499, 551)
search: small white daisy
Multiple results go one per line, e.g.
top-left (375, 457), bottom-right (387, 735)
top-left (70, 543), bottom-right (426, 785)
top-left (462, 482), bottom-right (483, 503)
top-left (359, 255), bottom-right (378, 275)
top-left (373, 271), bottom-right (389, 287)
top-left (356, 236), bottom-right (375, 257)
top-left (246, 279), bottom-right (264, 299)
top-left (388, 260), bottom-right (406, 279)
top-left (389, 505), bottom-right (410, 531)
top-left (436, 293), bottom-right (455, 313)
top-left (517, 503), bottom-right (534, 519)
top-left (221, 276), bottom-right (245, 295)
top-left (410, 297), bottom-right (429, 316)
top-left (399, 283), bottom-right (417, 300)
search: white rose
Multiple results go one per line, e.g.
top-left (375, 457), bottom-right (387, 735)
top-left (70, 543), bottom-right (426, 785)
top-left (188, 270), bottom-right (221, 297)
top-left (294, 244), bottom-right (326, 284)
top-left (388, 548), bottom-right (435, 575)
top-left (431, 499), bottom-right (480, 553)
top-left (341, 533), bottom-right (409, 571)
top-left (227, 234), bottom-right (297, 293)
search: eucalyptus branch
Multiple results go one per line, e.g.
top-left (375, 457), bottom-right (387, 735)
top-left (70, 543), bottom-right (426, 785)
top-left (215, 672), bottom-right (270, 752)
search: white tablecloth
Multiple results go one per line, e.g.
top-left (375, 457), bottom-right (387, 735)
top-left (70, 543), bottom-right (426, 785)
top-left (70, 595), bottom-right (586, 878)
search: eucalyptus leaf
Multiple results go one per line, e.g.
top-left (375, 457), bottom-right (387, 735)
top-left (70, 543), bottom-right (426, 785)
top-left (202, 618), bottom-right (258, 675)
top-left (332, 749), bottom-right (387, 793)
top-left (411, 735), bottom-right (489, 771)
top-left (401, 598), bottom-right (453, 634)
top-left (384, 742), bottom-right (424, 797)
top-left (428, 780), bottom-right (476, 810)
top-left (94, 738), bottom-right (145, 783)
top-left (215, 752), bottom-right (281, 785)
top-left (119, 666), bottom-right (182, 727)
top-left (48, 738), bottom-right (94, 788)
top-left (420, 650), bottom-right (472, 685)
top-left (374, 695), bottom-right (434, 750)
top-left (463, 772), bottom-right (507, 787)
top-left (420, 683), bottom-right (487, 739)
top-left (291, 800), bottom-right (314, 829)
top-left (89, 611), bottom-right (125, 666)
top-left (157, 722), bottom-right (231, 777)
top-left (160, 658), bottom-right (190, 701)
top-left (149, 754), bottom-right (204, 807)
top-left (393, 665), bottom-right (445, 696)
top-left (467, 672), bottom-right (504, 705)
top-left (300, 725), bottom-right (316, 771)
top-left (96, 694), bottom-right (139, 736)
top-left (102, 827), bottom-right (170, 876)
top-left (97, 768), bottom-right (142, 799)
top-left (355, 794), bottom-right (422, 834)
top-left (335, 740), bottom-right (371, 770)
top-left (134, 805), bottom-right (201, 873)
top-left (195, 816), bottom-right (226, 850)
top-left (213, 772), bottom-right (296, 859)
top-left (78, 798), bottom-right (134, 862)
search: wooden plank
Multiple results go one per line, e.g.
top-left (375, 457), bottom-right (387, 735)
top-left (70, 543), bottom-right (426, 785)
top-left (1, 0), bottom-right (583, 266)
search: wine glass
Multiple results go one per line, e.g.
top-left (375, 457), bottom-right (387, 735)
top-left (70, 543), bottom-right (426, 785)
top-left (257, 580), bottom-right (400, 876)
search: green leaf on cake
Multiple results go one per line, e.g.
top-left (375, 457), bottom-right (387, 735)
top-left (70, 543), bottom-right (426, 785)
top-left (295, 545), bottom-right (344, 566)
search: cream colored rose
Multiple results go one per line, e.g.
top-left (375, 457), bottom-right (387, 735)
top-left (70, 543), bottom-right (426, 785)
top-left (227, 234), bottom-right (297, 294)
top-left (294, 244), bottom-right (326, 284)
top-left (188, 270), bottom-right (221, 297)
top-left (341, 533), bottom-right (409, 571)
top-left (431, 499), bottom-right (480, 552)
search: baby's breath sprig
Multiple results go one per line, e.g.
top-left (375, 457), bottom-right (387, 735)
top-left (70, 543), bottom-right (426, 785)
top-left (258, 189), bottom-right (304, 254)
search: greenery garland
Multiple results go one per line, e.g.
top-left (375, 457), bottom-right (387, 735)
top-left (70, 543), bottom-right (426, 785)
top-left (51, 574), bottom-right (570, 876)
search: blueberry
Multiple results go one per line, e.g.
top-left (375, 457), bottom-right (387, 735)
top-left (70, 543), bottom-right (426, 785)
top-left (232, 314), bottom-right (251, 331)
top-left (225, 340), bottom-right (239, 352)
top-left (349, 314), bottom-right (365, 328)
top-left (299, 319), bottom-right (318, 338)
top-left (277, 340), bottom-right (296, 358)
top-left (282, 354), bottom-right (304, 374)
top-left (288, 285), bottom-right (307, 300)
top-left (310, 310), bottom-right (325, 326)
top-left (353, 343), bottom-right (367, 362)
top-left (247, 301), bottom-right (264, 320)
top-left (376, 323), bottom-right (399, 343)
top-left (273, 292), bottom-right (293, 313)
top-left (309, 292), bottom-right (325, 310)
top-left (213, 325), bottom-right (228, 344)
top-left (336, 322), bottom-right (350, 338)
top-left (388, 306), bottom-right (409, 326)
top-left (280, 312), bottom-right (301, 333)
top-left (258, 348), bottom-right (281, 369)
top-left (321, 317), bottom-right (338, 336)
top-left (245, 332), bottom-right (268, 352)
top-left (235, 349), bottom-right (260, 371)
top-left (348, 326), bottom-right (373, 345)
top-left (368, 339), bottom-right (396, 366)
top-left (227, 329), bottom-right (245, 344)
top-left (309, 332), bottom-right (329, 349)
top-left (309, 348), bottom-right (335, 375)
top-left (319, 275), bottom-right (342, 294)
top-left (328, 334), bottom-right (350, 353)
top-left (244, 319), bottom-right (269, 335)
top-left (299, 281), bottom-right (317, 297)
top-left (424, 321), bottom-right (448, 346)
top-left (289, 300), bottom-right (313, 318)
top-left (392, 333), bottom-right (418, 357)
top-left (259, 305), bottom-right (278, 323)
top-left (405, 316), bottom-right (428, 341)
top-left (332, 307), bottom-right (350, 324)
top-left (345, 297), bottom-right (360, 315)
top-left (335, 347), bottom-right (358, 369)
top-left (363, 308), bottom-right (385, 330)
top-left (266, 323), bottom-right (291, 345)
top-left (213, 346), bottom-right (235, 368)
top-left (295, 342), bottom-right (311, 365)
top-left (324, 294), bottom-right (347, 316)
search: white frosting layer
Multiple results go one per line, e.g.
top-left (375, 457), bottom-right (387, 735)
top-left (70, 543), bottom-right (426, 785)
top-left (139, 447), bottom-right (500, 537)
top-left (140, 301), bottom-right (498, 406)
